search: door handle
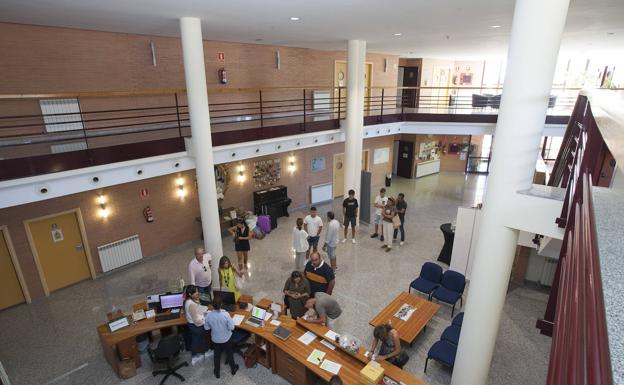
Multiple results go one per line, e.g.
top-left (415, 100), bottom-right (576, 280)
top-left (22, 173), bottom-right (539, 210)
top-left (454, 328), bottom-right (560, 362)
top-left (75, 243), bottom-right (84, 251)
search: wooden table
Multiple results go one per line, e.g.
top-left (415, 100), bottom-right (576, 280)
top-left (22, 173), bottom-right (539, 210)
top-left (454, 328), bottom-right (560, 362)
top-left (369, 292), bottom-right (440, 345)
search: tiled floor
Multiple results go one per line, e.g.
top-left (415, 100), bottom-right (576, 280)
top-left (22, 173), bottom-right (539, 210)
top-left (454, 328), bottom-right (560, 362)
top-left (0, 172), bottom-right (551, 385)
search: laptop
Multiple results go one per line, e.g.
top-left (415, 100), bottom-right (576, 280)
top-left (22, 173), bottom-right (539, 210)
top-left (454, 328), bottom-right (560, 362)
top-left (244, 306), bottom-right (267, 327)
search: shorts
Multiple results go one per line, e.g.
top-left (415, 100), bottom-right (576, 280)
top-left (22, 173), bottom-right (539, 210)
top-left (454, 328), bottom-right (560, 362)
top-left (326, 246), bottom-right (336, 259)
top-left (374, 214), bottom-right (382, 225)
top-left (308, 236), bottom-right (320, 247)
top-left (343, 216), bottom-right (357, 228)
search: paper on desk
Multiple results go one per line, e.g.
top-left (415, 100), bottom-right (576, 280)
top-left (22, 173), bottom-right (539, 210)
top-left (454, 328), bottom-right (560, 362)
top-left (306, 349), bottom-right (326, 365)
top-left (320, 339), bottom-right (336, 350)
top-left (298, 331), bottom-right (317, 345)
top-left (320, 359), bottom-right (342, 375)
top-left (270, 303), bottom-right (282, 312)
top-left (270, 319), bottom-right (281, 326)
top-left (263, 312), bottom-right (272, 321)
top-left (232, 314), bottom-right (245, 326)
top-left (324, 330), bottom-right (340, 341)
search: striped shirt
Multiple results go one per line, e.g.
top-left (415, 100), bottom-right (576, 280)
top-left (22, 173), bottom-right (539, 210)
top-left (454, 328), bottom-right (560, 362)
top-left (304, 260), bottom-right (335, 297)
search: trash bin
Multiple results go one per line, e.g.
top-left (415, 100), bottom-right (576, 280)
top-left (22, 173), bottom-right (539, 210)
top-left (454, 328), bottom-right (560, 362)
top-left (385, 174), bottom-right (392, 187)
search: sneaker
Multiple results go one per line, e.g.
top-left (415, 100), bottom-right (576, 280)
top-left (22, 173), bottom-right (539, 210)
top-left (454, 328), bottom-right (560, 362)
top-left (381, 245), bottom-right (388, 249)
top-left (204, 351), bottom-right (214, 360)
top-left (385, 247), bottom-right (391, 253)
top-left (380, 236), bottom-right (384, 242)
top-left (341, 239), bottom-right (347, 244)
top-left (370, 233), bottom-right (378, 238)
top-left (191, 355), bottom-right (204, 365)
top-left (352, 239), bottom-right (356, 244)
top-left (400, 241), bottom-right (405, 246)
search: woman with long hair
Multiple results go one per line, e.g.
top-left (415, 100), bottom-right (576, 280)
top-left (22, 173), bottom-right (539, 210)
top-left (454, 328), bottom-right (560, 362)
top-left (218, 256), bottom-right (243, 301)
top-left (283, 270), bottom-right (311, 319)
top-left (229, 219), bottom-right (251, 272)
top-left (369, 323), bottom-right (409, 368)
top-left (184, 284), bottom-right (209, 365)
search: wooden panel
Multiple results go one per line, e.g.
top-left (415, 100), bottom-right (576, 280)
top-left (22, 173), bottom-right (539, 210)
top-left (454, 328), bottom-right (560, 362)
top-left (0, 230), bottom-right (25, 309)
top-left (274, 346), bottom-right (309, 385)
top-left (369, 292), bottom-right (440, 344)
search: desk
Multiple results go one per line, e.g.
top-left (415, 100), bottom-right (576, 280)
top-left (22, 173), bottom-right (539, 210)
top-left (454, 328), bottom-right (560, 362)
top-left (369, 292), bottom-right (440, 345)
top-left (438, 223), bottom-right (455, 265)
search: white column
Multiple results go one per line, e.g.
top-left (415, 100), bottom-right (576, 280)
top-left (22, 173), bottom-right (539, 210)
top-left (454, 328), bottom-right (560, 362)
top-left (343, 40), bottom-right (366, 203)
top-left (180, 17), bottom-right (223, 283)
top-left (451, 1), bottom-right (569, 384)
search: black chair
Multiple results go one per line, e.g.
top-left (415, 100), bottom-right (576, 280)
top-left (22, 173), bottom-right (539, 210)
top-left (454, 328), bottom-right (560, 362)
top-left (230, 329), bottom-right (252, 359)
top-left (471, 94), bottom-right (489, 108)
top-left (548, 95), bottom-right (557, 108)
top-left (431, 270), bottom-right (466, 317)
top-left (488, 94), bottom-right (501, 109)
top-left (148, 334), bottom-right (189, 385)
top-left (425, 340), bottom-right (457, 373)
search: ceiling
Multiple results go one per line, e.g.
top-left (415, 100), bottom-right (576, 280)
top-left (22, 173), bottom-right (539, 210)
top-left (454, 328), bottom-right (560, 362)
top-left (0, 0), bottom-right (623, 59)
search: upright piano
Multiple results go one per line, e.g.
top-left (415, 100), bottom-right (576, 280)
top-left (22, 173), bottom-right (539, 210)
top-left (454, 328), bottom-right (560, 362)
top-left (253, 185), bottom-right (291, 229)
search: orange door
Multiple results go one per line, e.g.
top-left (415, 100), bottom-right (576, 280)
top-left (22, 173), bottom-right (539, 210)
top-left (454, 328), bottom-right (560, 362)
top-left (27, 212), bottom-right (91, 293)
top-left (0, 229), bottom-right (25, 310)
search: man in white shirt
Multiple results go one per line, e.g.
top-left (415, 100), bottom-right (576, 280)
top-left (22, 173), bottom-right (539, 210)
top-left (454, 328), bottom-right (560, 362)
top-left (304, 206), bottom-right (323, 259)
top-left (188, 247), bottom-right (212, 304)
top-left (370, 188), bottom-right (388, 241)
top-left (323, 211), bottom-right (341, 271)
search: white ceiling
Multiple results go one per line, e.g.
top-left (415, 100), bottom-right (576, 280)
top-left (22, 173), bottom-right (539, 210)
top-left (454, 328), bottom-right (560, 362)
top-left (0, 0), bottom-right (623, 59)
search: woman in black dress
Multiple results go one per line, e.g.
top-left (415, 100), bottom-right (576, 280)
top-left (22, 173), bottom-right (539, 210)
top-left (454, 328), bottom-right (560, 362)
top-left (229, 219), bottom-right (251, 272)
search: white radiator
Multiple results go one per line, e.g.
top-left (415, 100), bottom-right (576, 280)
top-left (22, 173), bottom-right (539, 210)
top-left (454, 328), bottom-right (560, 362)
top-left (539, 257), bottom-right (558, 286)
top-left (97, 235), bottom-right (143, 273)
top-left (40, 98), bottom-right (85, 132)
top-left (50, 141), bottom-right (87, 154)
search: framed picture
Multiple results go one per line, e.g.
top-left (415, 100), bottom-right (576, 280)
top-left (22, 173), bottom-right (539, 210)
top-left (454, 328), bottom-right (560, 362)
top-left (311, 157), bottom-right (326, 172)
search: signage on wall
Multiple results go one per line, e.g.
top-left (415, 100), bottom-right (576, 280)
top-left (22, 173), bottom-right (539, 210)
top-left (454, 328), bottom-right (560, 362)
top-left (51, 223), bottom-right (64, 243)
top-left (217, 52), bottom-right (225, 62)
top-left (140, 188), bottom-right (149, 199)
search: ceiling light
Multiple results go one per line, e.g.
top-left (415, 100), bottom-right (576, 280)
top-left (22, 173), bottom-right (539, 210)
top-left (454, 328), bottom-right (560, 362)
top-left (393, 33), bottom-right (402, 36)
top-left (607, 32), bottom-right (615, 36)
top-left (289, 17), bottom-right (300, 21)
top-left (490, 25), bottom-right (501, 28)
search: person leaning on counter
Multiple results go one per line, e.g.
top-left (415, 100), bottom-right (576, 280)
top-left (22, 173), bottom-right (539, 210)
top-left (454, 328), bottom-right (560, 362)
top-left (303, 292), bottom-right (342, 330)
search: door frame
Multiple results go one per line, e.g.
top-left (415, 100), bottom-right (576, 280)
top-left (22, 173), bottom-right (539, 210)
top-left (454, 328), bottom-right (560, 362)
top-left (362, 149), bottom-right (370, 172)
top-left (0, 225), bottom-right (31, 304)
top-left (333, 150), bottom-right (370, 198)
top-left (23, 208), bottom-right (96, 296)
top-left (334, 60), bottom-right (374, 111)
top-left (333, 153), bottom-right (344, 198)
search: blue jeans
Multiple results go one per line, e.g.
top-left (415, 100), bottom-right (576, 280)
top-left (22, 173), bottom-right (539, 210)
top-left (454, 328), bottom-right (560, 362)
top-left (393, 216), bottom-right (405, 241)
top-left (188, 323), bottom-right (207, 355)
top-left (327, 245), bottom-right (336, 259)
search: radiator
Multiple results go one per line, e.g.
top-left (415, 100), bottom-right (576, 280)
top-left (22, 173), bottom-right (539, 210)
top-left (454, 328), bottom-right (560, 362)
top-left (539, 257), bottom-right (558, 286)
top-left (97, 235), bottom-right (143, 273)
top-left (50, 141), bottom-right (87, 154)
top-left (39, 98), bottom-right (85, 132)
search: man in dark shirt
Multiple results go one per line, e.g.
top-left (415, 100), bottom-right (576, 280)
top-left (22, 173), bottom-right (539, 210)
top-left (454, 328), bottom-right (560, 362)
top-left (393, 193), bottom-right (407, 245)
top-left (304, 252), bottom-right (335, 297)
top-left (341, 189), bottom-right (359, 244)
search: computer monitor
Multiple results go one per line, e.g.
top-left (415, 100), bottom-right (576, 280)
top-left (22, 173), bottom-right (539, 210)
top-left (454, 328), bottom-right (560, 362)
top-left (212, 290), bottom-right (236, 306)
top-left (159, 292), bottom-right (184, 310)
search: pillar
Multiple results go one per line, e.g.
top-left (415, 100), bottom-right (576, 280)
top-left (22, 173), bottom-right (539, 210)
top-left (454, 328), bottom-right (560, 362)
top-left (180, 17), bottom-right (223, 283)
top-left (343, 40), bottom-right (366, 204)
top-left (451, 1), bottom-right (569, 384)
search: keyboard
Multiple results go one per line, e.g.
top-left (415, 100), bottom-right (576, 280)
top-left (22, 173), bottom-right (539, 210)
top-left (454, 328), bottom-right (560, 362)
top-left (155, 313), bottom-right (180, 323)
top-left (245, 317), bottom-right (263, 327)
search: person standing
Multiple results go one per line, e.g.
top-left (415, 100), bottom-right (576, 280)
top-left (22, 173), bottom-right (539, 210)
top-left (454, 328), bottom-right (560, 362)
top-left (292, 218), bottom-right (309, 271)
top-left (370, 188), bottom-right (388, 241)
top-left (381, 197), bottom-right (396, 252)
top-left (204, 297), bottom-right (239, 379)
top-left (304, 252), bottom-right (335, 297)
top-left (323, 211), bottom-right (340, 271)
top-left (393, 193), bottom-right (407, 245)
top-left (218, 256), bottom-right (243, 301)
top-left (341, 189), bottom-right (358, 244)
top-left (229, 219), bottom-right (251, 272)
top-left (283, 270), bottom-right (311, 319)
top-left (184, 284), bottom-right (209, 365)
top-left (188, 247), bottom-right (212, 304)
top-left (304, 207), bottom-right (323, 259)
top-left (303, 292), bottom-right (342, 330)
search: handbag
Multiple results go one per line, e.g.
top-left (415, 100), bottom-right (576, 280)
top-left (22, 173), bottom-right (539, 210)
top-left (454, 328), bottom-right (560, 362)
top-left (387, 351), bottom-right (409, 369)
top-left (234, 274), bottom-right (244, 290)
top-left (392, 214), bottom-right (401, 229)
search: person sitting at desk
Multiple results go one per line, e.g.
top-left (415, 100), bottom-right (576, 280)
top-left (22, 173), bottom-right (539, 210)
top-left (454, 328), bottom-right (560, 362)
top-left (184, 284), bottom-right (209, 365)
top-left (204, 297), bottom-right (239, 379)
top-left (283, 270), bottom-right (311, 319)
top-left (303, 292), bottom-right (342, 330)
top-left (304, 252), bottom-right (335, 297)
top-left (368, 323), bottom-right (409, 369)
top-left (218, 256), bottom-right (243, 301)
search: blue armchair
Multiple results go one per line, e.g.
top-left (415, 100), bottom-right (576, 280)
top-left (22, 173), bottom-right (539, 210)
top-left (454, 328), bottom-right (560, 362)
top-left (425, 340), bottom-right (458, 373)
top-left (452, 312), bottom-right (464, 327)
top-left (432, 270), bottom-right (466, 317)
top-left (409, 262), bottom-right (443, 299)
top-left (441, 325), bottom-right (461, 345)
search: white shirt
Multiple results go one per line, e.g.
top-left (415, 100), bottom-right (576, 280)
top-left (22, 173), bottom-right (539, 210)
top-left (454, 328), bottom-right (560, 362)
top-left (293, 227), bottom-right (309, 253)
top-left (184, 299), bottom-right (205, 326)
top-left (304, 215), bottom-right (323, 237)
top-left (325, 219), bottom-right (340, 247)
top-left (188, 254), bottom-right (212, 287)
top-left (374, 195), bottom-right (388, 215)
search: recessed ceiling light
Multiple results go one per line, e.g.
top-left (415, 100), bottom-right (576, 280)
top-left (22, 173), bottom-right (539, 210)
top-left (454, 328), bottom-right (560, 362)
top-left (393, 33), bottom-right (402, 36)
top-left (490, 25), bottom-right (501, 28)
top-left (255, 38), bottom-right (263, 41)
top-left (607, 32), bottom-right (615, 36)
top-left (289, 17), bottom-right (300, 21)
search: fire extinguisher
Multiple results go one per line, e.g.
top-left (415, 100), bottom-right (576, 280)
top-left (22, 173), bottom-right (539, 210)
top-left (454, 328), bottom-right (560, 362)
top-left (143, 206), bottom-right (154, 223)
top-left (218, 68), bottom-right (227, 84)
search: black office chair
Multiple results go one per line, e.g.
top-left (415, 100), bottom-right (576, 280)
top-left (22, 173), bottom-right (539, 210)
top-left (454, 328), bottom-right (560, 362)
top-left (148, 334), bottom-right (189, 385)
top-left (230, 329), bottom-right (252, 359)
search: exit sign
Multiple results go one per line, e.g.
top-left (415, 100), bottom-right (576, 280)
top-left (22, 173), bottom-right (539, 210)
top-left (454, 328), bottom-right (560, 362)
top-left (217, 52), bottom-right (225, 62)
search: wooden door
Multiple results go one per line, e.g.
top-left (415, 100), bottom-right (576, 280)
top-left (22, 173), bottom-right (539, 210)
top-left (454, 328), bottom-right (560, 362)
top-left (333, 153), bottom-right (345, 198)
top-left (0, 229), bottom-right (25, 310)
top-left (27, 211), bottom-right (91, 293)
top-left (402, 66), bottom-right (419, 108)
top-left (397, 141), bottom-right (414, 178)
top-left (334, 61), bottom-right (373, 111)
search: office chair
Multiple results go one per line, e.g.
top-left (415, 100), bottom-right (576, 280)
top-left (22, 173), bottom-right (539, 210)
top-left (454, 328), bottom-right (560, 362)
top-left (148, 334), bottom-right (189, 385)
top-left (424, 340), bottom-right (457, 373)
top-left (230, 329), bottom-right (252, 359)
top-left (409, 262), bottom-right (443, 299)
top-left (431, 270), bottom-right (466, 317)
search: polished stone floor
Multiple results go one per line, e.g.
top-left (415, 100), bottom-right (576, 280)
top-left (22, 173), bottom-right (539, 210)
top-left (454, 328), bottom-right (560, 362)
top-left (0, 172), bottom-right (551, 385)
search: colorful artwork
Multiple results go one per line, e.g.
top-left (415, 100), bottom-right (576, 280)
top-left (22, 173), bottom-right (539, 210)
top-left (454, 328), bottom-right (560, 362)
top-left (253, 158), bottom-right (281, 188)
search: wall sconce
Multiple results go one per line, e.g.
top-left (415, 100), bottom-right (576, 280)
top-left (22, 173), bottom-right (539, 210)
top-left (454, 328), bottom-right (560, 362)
top-left (288, 156), bottom-right (296, 173)
top-left (176, 177), bottom-right (186, 198)
top-left (237, 164), bottom-right (245, 183)
top-left (98, 194), bottom-right (109, 219)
